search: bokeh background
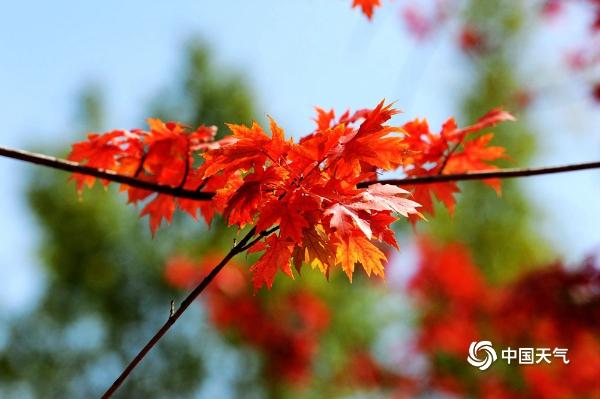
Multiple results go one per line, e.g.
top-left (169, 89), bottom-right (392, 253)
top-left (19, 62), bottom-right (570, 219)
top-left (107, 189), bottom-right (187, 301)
top-left (0, 0), bottom-right (599, 397)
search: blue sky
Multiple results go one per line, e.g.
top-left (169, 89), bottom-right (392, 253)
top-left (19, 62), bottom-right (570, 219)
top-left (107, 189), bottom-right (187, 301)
top-left (1, 0), bottom-right (599, 313)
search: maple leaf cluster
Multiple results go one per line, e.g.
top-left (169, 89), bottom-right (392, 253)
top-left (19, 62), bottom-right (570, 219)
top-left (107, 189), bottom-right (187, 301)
top-left (401, 108), bottom-right (513, 219)
top-left (165, 254), bottom-right (330, 385)
top-left (68, 119), bottom-right (228, 234)
top-left (69, 101), bottom-right (512, 290)
top-left (203, 101), bottom-right (427, 290)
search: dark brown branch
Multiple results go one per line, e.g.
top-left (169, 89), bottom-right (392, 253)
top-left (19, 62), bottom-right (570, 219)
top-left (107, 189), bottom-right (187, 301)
top-left (2, 146), bottom-right (600, 200)
top-left (239, 226), bottom-right (280, 252)
top-left (101, 227), bottom-right (267, 398)
top-left (357, 161), bottom-right (600, 187)
top-left (0, 146), bottom-right (213, 201)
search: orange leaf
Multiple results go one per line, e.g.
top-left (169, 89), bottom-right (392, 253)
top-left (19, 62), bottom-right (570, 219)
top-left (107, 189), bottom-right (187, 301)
top-left (294, 227), bottom-right (337, 275)
top-left (335, 234), bottom-right (387, 281)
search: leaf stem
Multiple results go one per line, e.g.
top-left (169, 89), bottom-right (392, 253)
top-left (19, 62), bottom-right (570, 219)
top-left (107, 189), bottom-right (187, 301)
top-left (177, 142), bottom-right (191, 189)
top-left (437, 136), bottom-right (464, 175)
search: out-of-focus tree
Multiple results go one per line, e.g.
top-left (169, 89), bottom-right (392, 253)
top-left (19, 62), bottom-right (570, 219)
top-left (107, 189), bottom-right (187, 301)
top-left (329, 3), bottom-right (595, 398)
top-left (149, 40), bottom-right (255, 130)
top-left (340, 238), bottom-right (600, 398)
top-left (0, 41), bottom-right (257, 398)
top-left (428, 0), bottom-right (551, 283)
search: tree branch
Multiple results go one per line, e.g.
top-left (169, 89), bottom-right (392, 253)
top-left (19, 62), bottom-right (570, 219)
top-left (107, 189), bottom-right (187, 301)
top-left (238, 226), bottom-right (280, 252)
top-left (2, 145), bottom-right (600, 200)
top-left (0, 146), bottom-right (213, 201)
top-left (357, 161), bottom-right (600, 187)
top-left (101, 226), bottom-right (269, 398)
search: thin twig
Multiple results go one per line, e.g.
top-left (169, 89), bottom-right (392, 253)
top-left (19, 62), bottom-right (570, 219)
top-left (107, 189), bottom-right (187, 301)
top-left (101, 227), bottom-right (269, 398)
top-left (2, 145), bottom-right (600, 197)
top-left (238, 226), bottom-right (280, 252)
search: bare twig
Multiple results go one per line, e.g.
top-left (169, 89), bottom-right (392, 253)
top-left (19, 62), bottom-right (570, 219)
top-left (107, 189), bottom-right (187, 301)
top-left (238, 226), bottom-right (280, 252)
top-left (101, 226), bottom-right (275, 398)
top-left (2, 146), bottom-right (600, 199)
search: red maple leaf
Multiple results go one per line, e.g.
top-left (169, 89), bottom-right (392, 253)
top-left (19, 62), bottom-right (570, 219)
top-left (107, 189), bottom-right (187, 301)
top-left (352, 0), bottom-right (382, 20)
top-left (250, 235), bottom-right (295, 289)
